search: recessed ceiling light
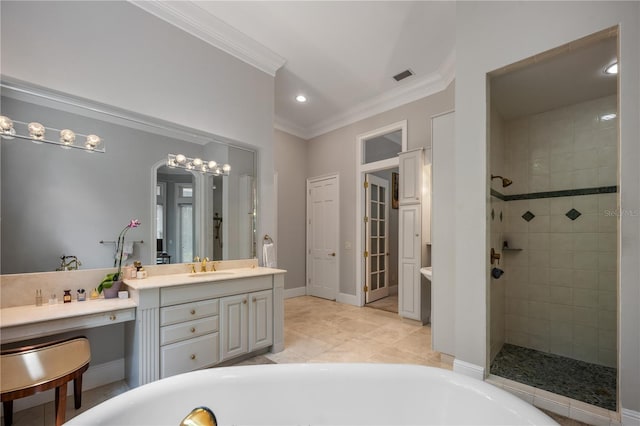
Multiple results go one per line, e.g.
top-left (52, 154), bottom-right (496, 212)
top-left (295, 95), bottom-right (307, 103)
top-left (605, 62), bottom-right (618, 75)
top-left (601, 113), bottom-right (617, 121)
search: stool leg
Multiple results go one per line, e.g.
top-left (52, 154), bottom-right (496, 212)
top-left (3, 400), bottom-right (13, 426)
top-left (74, 375), bottom-right (83, 409)
top-left (55, 383), bottom-right (67, 426)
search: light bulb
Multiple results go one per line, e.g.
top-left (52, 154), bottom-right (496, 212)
top-left (193, 158), bottom-right (203, 167)
top-left (186, 163), bottom-right (194, 170)
top-left (0, 117), bottom-right (15, 139)
top-left (28, 122), bottom-right (45, 141)
top-left (296, 94), bottom-right (307, 103)
top-left (208, 160), bottom-right (217, 169)
top-left (222, 164), bottom-right (231, 173)
top-left (605, 63), bottom-right (618, 75)
top-left (60, 129), bottom-right (76, 148)
top-left (0, 116), bottom-right (14, 132)
top-left (175, 154), bottom-right (187, 164)
top-left (85, 134), bottom-right (101, 150)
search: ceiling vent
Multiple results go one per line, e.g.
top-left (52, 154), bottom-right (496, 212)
top-left (393, 69), bottom-right (414, 82)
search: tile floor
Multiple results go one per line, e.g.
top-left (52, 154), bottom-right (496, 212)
top-left (4, 295), bottom-right (588, 426)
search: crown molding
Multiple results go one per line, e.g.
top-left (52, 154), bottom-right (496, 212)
top-left (274, 116), bottom-right (309, 141)
top-left (305, 50), bottom-right (456, 139)
top-left (128, 1), bottom-right (286, 77)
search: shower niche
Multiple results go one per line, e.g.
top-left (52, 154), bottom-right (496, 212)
top-left (487, 28), bottom-right (619, 412)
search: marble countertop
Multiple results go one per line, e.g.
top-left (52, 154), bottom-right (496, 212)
top-left (1, 298), bottom-right (137, 329)
top-left (124, 267), bottom-right (286, 290)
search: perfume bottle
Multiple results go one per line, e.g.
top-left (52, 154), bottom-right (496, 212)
top-left (63, 289), bottom-right (72, 303)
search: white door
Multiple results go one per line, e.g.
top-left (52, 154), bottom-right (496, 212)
top-left (307, 175), bottom-right (339, 300)
top-left (365, 174), bottom-right (390, 303)
top-left (398, 204), bottom-right (421, 320)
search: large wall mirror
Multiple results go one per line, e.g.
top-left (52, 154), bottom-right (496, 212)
top-left (1, 80), bottom-right (257, 274)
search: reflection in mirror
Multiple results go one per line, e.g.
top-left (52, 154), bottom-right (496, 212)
top-left (156, 166), bottom-right (196, 264)
top-left (1, 81), bottom-right (258, 274)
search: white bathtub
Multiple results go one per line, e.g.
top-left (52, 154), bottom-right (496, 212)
top-left (68, 364), bottom-right (556, 425)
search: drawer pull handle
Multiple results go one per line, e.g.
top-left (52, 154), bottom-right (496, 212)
top-left (190, 309), bottom-right (196, 315)
top-left (109, 315), bottom-right (116, 321)
top-left (190, 354), bottom-right (196, 360)
top-left (190, 327), bottom-right (196, 333)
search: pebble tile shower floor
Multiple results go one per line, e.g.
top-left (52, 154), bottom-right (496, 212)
top-left (490, 343), bottom-right (617, 411)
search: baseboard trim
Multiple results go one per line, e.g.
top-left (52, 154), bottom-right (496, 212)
top-left (622, 408), bottom-right (640, 425)
top-left (337, 292), bottom-right (359, 306)
top-left (284, 286), bottom-right (306, 299)
top-left (453, 359), bottom-right (485, 381)
top-left (6, 358), bottom-right (125, 414)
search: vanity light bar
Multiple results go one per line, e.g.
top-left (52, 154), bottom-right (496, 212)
top-left (0, 116), bottom-right (105, 153)
top-left (167, 153), bottom-right (231, 176)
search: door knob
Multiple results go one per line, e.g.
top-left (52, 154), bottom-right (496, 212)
top-left (329, 252), bottom-right (336, 257)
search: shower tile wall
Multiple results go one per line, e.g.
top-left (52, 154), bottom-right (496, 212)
top-left (490, 104), bottom-right (506, 362)
top-left (502, 95), bottom-right (618, 367)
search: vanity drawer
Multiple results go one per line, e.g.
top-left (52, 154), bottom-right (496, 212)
top-left (160, 332), bottom-right (219, 378)
top-left (160, 299), bottom-right (219, 326)
top-left (160, 316), bottom-right (219, 346)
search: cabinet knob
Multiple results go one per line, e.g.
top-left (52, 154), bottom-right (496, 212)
top-left (415, 234), bottom-right (419, 237)
top-left (190, 354), bottom-right (196, 360)
top-left (252, 297), bottom-right (257, 302)
top-left (190, 309), bottom-right (196, 315)
top-left (329, 252), bottom-right (336, 257)
top-left (243, 299), bottom-right (247, 304)
top-left (190, 327), bottom-right (196, 333)
top-left (109, 314), bottom-right (116, 321)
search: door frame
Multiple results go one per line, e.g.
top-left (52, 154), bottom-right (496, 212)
top-left (355, 120), bottom-right (407, 307)
top-left (306, 173), bottom-right (340, 300)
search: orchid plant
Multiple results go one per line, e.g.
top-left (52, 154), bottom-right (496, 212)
top-left (98, 219), bottom-right (141, 293)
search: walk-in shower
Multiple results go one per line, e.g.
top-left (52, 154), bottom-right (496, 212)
top-left (488, 29), bottom-right (619, 412)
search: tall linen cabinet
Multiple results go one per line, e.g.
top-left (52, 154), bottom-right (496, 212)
top-left (398, 148), bottom-right (431, 323)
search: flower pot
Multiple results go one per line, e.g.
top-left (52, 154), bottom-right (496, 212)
top-left (103, 280), bottom-right (123, 299)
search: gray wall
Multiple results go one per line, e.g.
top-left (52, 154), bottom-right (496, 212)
top-left (455, 0), bottom-right (639, 414)
top-left (274, 129), bottom-right (307, 290)
top-left (0, 0), bottom-right (276, 265)
top-left (306, 84), bottom-right (455, 297)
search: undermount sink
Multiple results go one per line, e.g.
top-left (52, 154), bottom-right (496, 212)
top-left (188, 271), bottom-right (235, 278)
top-left (420, 267), bottom-right (432, 280)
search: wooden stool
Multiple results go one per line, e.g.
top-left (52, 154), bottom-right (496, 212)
top-left (1, 337), bottom-right (91, 426)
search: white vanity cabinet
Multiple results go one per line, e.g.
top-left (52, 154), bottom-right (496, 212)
top-left (159, 299), bottom-right (220, 378)
top-left (125, 269), bottom-right (285, 388)
top-left (220, 289), bottom-right (273, 361)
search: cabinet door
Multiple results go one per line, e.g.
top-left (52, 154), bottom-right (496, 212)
top-left (220, 294), bottom-right (248, 361)
top-left (398, 149), bottom-right (423, 205)
top-left (249, 290), bottom-right (273, 351)
top-left (398, 204), bottom-right (421, 320)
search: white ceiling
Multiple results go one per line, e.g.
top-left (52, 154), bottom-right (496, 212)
top-left (491, 36), bottom-right (618, 120)
top-left (130, 1), bottom-right (456, 139)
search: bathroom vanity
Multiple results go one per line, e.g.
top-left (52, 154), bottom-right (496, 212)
top-left (124, 266), bottom-right (285, 388)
